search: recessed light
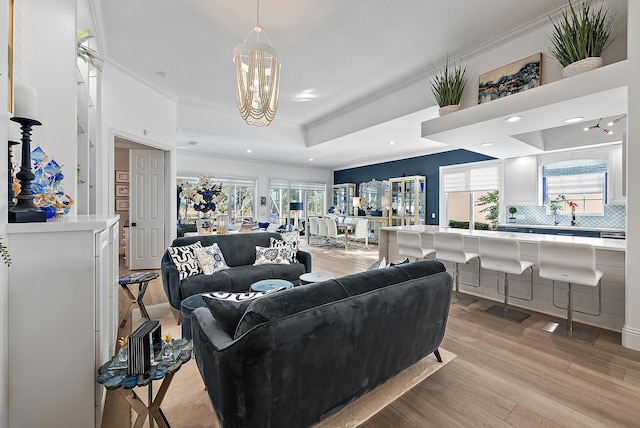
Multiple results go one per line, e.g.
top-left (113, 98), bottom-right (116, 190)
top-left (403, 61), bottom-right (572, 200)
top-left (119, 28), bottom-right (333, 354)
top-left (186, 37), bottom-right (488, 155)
top-left (246, 149), bottom-right (252, 153)
top-left (481, 142), bottom-right (493, 146)
top-left (309, 158), bottom-right (314, 162)
top-left (389, 141), bottom-right (395, 145)
top-left (505, 116), bottom-right (523, 123)
top-left (564, 117), bottom-right (584, 123)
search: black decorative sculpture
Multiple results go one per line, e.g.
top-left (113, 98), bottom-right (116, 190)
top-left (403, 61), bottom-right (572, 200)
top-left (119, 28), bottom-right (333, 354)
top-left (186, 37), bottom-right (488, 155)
top-left (8, 117), bottom-right (46, 222)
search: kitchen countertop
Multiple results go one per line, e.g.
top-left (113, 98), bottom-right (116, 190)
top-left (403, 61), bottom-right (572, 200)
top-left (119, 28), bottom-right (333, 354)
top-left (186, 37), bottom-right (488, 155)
top-left (380, 225), bottom-right (626, 251)
top-left (498, 223), bottom-right (625, 232)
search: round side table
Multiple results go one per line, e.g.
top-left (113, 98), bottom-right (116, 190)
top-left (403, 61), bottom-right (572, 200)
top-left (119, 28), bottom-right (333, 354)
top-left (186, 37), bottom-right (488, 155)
top-left (250, 279), bottom-right (294, 293)
top-left (180, 293), bottom-right (209, 340)
top-left (299, 272), bottom-right (336, 285)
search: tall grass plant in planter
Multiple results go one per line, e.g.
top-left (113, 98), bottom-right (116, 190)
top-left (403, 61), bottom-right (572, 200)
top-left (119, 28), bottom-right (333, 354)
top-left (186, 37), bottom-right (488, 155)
top-left (548, 1), bottom-right (616, 77)
top-left (429, 56), bottom-right (467, 116)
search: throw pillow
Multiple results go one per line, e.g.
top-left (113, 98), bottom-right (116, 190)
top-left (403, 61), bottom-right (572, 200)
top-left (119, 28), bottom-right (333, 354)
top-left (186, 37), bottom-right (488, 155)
top-left (254, 245), bottom-right (291, 265)
top-left (388, 257), bottom-right (410, 267)
top-left (270, 236), bottom-right (298, 263)
top-left (168, 242), bottom-right (203, 280)
top-left (202, 288), bottom-right (286, 337)
top-left (194, 243), bottom-right (230, 275)
top-left (366, 257), bottom-right (386, 271)
top-left (266, 223), bottom-right (280, 233)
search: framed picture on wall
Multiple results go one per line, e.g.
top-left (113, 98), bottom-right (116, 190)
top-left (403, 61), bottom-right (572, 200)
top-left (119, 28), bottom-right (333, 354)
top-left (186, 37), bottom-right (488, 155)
top-left (116, 199), bottom-right (129, 211)
top-left (115, 184), bottom-right (129, 197)
top-left (260, 196), bottom-right (267, 206)
top-left (115, 170), bottom-right (129, 183)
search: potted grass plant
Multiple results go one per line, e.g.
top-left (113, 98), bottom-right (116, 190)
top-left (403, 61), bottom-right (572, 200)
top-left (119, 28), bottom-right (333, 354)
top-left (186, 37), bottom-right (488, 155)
top-left (429, 55), bottom-right (468, 116)
top-left (548, 1), bottom-right (616, 78)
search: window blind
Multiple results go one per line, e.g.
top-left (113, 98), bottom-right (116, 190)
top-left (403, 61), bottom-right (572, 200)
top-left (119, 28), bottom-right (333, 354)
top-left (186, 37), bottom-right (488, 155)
top-left (441, 161), bottom-right (502, 192)
top-left (546, 173), bottom-right (605, 195)
top-left (269, 178), bottom-right (326, 191)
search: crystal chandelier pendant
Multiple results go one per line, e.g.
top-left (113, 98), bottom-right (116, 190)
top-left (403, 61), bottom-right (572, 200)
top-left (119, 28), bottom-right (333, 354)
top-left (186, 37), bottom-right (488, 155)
top-left (233, 2), bottom-right (281, 126)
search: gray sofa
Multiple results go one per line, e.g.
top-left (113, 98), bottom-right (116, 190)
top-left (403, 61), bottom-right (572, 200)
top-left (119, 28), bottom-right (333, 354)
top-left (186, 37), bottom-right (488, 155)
top-left (192, 259), bottom-right (453, 428)
top-left (161, 232), bottom-right (312, 310)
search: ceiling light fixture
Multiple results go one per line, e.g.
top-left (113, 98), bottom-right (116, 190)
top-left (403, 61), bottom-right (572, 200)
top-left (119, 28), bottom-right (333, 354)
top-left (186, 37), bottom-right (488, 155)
top-left (584, 118), bottom-right (614, 135)
top-left (246, 149), bottom-right (252, 153)
top-left (606, 114), bottom-right (626, 127)
top-left (481, 142), bottom-right (493, 146)
top-left (564, 117), bottom-right (583, 123)
top-left (233, 0), bottom-right (281, 127)
top-left (505, 116), bottom-right (523, 123)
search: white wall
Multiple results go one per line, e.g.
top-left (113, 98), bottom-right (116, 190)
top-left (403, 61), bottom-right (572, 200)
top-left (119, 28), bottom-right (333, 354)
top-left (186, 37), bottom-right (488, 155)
top-left (176, 153), bottom-right (334, 222)
top-left (623, 1), bottom-right (639, 349)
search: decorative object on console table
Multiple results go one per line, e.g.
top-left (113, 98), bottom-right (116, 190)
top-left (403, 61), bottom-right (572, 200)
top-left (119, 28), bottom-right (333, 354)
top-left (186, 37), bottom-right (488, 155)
top-left (508, 206), bottom-right (517, 224)
top-left (7, 140), bottom-right (18, 210)
top-left (8, 116), bottom-right (46, 222)
top-left (29, 146), bottom-right (74, 218)
top-left (429, 54), bottom-right (467, 116)
top-left (548, 0), bottom-right (617, 78)
top-left (478, 53), bottom-right (541, 104)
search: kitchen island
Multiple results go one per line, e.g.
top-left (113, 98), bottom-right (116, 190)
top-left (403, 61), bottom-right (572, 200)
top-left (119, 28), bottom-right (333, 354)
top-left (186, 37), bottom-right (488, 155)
top-left (379, 226), bottom-right (625, 332)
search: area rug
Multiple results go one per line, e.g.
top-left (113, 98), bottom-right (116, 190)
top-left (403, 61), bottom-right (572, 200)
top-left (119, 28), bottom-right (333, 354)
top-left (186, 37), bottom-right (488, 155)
top-left (128, 304), bottom-right (456, 428)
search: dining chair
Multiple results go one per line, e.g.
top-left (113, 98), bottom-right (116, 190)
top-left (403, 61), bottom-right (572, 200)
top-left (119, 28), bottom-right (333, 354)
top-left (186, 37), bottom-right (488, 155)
top-left (433, 232), bottom-right (479, 306)
top-left (324, 218), bottom-right (344, 246)
top-left (315, 217), bottom-right (328, 245)
top-left (308, 217), bottom-right (320, 245)
top-left (348, 218), bottom-right (369, 249)
top-left (539, 241), bottom-right (602, 344)
top-left (479, 236), bottom-right (534, 322)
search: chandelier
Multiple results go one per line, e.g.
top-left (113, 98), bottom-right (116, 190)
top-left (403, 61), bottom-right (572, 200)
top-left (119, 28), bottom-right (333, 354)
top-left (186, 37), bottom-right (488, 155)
top-left (233, 0), bottom-right (281, 126)
top-left (583, 114), bottom-right (626, 135)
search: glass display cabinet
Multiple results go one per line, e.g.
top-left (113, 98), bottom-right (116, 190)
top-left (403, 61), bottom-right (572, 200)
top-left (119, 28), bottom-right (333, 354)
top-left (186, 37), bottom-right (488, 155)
top-left (332, 183), bottom-right (356, 215)
top-left (358, 179), bottom-right (389, 216)
top-left (389, 175), bottom-right (426, 226)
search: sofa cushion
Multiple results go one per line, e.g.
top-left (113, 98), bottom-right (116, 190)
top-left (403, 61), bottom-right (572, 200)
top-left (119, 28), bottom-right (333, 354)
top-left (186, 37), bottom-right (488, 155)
top-left (168, 242), bottom-right (203, 280)
top-left (235, 280), bottom-right (350, 338)
top-left (254, 246), bottom-right (290, 266)
top-left (270, 237), bottom-right (298, 263)
top-left (202, 288), bottom-right (286, 337)
top-left (366, 257), bottom-right (386, 271)
top-left (234, 260), bottom-right (447, 338)
top-left (194, 243), bottom-right (229, 275)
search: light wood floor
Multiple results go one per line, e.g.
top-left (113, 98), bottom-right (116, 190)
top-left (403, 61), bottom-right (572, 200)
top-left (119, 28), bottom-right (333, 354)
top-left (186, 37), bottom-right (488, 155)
top-left (108, 240), bottom-right (640, 427)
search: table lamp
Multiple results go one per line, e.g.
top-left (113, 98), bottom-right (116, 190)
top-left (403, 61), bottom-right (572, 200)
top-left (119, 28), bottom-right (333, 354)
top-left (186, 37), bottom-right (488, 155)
top-left (289, 201), bottom-right (304, 230)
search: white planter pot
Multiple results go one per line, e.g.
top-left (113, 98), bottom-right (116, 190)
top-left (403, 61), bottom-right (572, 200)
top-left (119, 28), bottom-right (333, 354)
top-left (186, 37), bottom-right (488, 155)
top-left (562, 57), bottom-right (603, 78)
top-left (438, 105), bottom-right (461, 116)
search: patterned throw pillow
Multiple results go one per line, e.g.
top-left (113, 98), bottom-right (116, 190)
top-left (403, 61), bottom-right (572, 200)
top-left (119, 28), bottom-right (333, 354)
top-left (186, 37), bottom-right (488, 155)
top-left (254, 245), bottom-right (291, 265)
top-left (168, 242), bottom-right (203, 280)
top-left (202, 288), bottom-right (286, 336)
top-left (270, 237), bottom-right (298, 263)
top-left (366, 257), bottom-right (386, 271)
top-left (194, 243), bottom-right (230, 275)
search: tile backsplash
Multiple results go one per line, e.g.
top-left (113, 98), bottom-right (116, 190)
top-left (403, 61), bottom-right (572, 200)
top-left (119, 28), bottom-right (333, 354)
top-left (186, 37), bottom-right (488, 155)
top-left (508, 205), bottom-right (626, 229)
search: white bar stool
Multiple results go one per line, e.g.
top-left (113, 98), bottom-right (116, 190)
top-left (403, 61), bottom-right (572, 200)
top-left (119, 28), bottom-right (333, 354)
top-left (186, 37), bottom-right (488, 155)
top-left (479, 237), bottom-right (534, 323)
top-left (433, 232), bottom-right (479, 306)
top-left (397, 231), bottom-right (435, 261)
top-left (538, 241), bottom-right (603, 344)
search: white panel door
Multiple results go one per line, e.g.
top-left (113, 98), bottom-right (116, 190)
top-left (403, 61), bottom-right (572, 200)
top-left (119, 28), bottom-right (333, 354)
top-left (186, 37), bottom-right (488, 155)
top-left (130, 149), bottom-right (166, 269)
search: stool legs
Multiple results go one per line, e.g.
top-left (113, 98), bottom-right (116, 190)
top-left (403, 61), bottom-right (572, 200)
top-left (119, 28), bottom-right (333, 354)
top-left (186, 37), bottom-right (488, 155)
top-left (484, 272), bottom-right (530, 322)
top-left (542, 281), bottom-right (599, 344)
top-left (452, 262), bottom-right (476, 306)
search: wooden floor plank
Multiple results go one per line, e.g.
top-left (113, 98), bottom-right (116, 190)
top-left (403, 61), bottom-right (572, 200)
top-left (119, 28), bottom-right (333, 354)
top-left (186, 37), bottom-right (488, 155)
top-left (505, 404), bottom-right (565, 428)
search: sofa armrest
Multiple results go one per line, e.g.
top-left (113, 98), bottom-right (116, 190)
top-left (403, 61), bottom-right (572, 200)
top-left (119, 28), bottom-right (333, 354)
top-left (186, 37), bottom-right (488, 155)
top-left (161, 252), bottom-right (183, 310)
top-left (296, 250), bottom-right (312, 273)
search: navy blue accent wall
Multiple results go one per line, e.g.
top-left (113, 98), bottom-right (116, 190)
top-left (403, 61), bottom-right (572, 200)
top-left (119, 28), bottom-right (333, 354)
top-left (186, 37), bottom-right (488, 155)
top-left (334, 149), bottom-right (495, 225)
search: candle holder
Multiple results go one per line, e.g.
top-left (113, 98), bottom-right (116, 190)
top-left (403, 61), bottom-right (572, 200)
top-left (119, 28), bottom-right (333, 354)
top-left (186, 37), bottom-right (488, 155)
top-left (7, 140), bottom-right (19, 210)
top-left (8, 117), bottom-right (46, 223)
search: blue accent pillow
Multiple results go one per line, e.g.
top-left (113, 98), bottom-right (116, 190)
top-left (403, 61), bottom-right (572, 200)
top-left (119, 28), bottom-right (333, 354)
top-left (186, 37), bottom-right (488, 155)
top-left (258, 222), bottom-right (269, 229)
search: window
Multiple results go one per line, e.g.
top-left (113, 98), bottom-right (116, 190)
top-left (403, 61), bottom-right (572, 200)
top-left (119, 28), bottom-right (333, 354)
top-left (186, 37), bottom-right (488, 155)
top-left (543, 159), bottom-right (606, 215)
top-left (269, 179), bottom-right (326, 227)
top-left (440, 160), bottom-right (501, 230)
top-left (178, 174), bottom-right (257, 222)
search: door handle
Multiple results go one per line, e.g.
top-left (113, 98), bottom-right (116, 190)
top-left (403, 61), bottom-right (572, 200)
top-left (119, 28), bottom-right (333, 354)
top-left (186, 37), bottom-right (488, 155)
top-left (131, 222), bottom-right (137, 227)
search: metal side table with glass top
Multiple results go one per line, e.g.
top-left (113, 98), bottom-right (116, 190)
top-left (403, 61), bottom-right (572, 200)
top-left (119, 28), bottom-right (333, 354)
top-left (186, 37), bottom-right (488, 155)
top-left (97, 338), bottom-right (192, 428)
top-left (118, 271), bottom-right (159, 327)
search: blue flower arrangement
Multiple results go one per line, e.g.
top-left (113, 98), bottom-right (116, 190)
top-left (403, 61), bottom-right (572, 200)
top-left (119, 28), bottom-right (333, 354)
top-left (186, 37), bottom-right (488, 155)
top-left (179, 175), bottom-right (222, 214)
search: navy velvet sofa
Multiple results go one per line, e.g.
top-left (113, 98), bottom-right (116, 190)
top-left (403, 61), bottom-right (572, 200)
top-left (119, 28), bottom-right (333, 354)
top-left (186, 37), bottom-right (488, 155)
top-left (192, 259), bottom-right (453, 428)
top-left (161, 232), bottom-right (312, 310)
